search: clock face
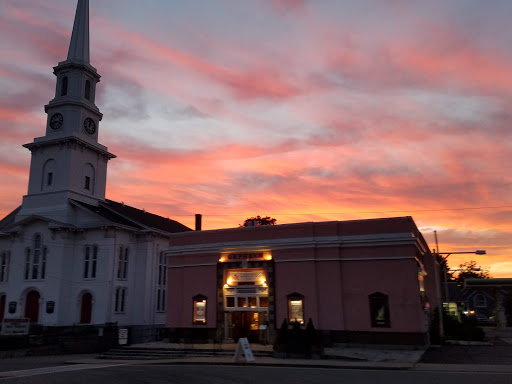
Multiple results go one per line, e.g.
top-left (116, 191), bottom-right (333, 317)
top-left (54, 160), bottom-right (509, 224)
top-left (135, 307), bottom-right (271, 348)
top-left (50, 113), bottom-right (64, 130)
top-left (84, 117), bottom-right (96, 135)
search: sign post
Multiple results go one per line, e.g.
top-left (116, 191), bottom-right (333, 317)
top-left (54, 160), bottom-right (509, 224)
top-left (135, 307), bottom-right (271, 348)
top-left (233, 337), bottom-right (254, 363)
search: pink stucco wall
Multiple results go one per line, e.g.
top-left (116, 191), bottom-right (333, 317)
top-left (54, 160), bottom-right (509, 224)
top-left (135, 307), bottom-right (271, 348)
top-left (166, 217), bottom-right (433, 337)
top-left (341, 259), bottom-right (425, 333)
top-left (166, 265), bottom-right (217, 328)
top-left (273, 245), bottom-right (426, 333)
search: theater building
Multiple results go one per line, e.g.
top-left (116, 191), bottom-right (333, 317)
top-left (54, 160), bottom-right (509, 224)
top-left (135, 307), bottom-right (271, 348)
top-left (165, 216), bottom-right (438, 345)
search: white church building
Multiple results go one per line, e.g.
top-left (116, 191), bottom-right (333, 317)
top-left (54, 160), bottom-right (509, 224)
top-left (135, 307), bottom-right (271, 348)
top-left (0, 0), bottom-right (191, 337)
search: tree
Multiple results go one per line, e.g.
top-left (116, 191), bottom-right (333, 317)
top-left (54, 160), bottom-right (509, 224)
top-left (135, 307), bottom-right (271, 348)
top-left (240, 216), bottom-right (276, 227)
top-left (454, 260), bottom-right (491, 284)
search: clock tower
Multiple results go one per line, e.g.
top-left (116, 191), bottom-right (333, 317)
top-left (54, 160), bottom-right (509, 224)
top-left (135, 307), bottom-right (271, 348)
top-left (18, 0), bottom-right (116, 221)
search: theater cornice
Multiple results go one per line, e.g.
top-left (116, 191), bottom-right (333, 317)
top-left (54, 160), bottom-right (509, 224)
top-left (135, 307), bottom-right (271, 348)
top-left (166, 232), bottom-right (428, 257)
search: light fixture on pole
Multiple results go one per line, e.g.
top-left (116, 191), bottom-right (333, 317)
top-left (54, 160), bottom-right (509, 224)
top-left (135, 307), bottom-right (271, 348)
top-left (432, 246), bottom-right (487, 341)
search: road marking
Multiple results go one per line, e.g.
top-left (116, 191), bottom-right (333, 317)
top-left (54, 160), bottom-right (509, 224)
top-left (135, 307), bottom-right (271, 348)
top-left (0, 363), bottom-right (127, 378)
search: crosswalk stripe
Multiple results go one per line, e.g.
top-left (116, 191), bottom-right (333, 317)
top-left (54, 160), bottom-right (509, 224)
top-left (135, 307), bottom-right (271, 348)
top-left (0, 363), bottom-right (126, 378)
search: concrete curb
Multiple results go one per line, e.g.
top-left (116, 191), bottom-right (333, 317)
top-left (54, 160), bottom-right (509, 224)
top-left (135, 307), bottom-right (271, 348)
top-left (64, 356), bottom-right (512, 373)
top-left (66, 356), bottom-right (415, 370)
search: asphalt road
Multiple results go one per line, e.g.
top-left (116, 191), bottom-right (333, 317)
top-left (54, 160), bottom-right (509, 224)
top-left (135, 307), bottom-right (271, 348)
top-left (1, 364), bottom-right (512, 384)
top-left (420, 345), bottom-right (512, 365)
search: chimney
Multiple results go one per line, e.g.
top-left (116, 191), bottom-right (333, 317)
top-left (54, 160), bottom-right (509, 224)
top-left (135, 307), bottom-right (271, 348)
top-left (195, 214), bottom-right (202, 231)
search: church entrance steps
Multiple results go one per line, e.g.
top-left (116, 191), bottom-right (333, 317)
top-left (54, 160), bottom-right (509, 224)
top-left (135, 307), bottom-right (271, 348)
top-left (99, 346), bottom-right (274, 360)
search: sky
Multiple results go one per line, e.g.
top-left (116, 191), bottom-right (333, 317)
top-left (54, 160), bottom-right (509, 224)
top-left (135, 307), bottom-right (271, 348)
top-left (1, 0), bottom-right (512, 277)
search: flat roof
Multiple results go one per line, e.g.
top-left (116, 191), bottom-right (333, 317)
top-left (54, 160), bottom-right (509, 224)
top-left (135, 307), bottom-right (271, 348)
top-left (464, 278), bottom-right (512, 288)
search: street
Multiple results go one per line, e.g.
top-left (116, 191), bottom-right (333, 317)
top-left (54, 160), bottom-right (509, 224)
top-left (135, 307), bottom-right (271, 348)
top-left (1, 364), bottom-right (512, 384)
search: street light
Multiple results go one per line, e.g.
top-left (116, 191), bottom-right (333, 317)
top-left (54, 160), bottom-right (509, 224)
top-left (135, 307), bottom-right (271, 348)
top-left (432, 248), bottom-right (487, 341)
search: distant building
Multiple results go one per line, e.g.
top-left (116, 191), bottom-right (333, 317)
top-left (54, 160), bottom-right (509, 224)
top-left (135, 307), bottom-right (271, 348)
top-left (165, 217), bottom-right (438, 345)
top-left (0, 0), bottom-right (190, 339)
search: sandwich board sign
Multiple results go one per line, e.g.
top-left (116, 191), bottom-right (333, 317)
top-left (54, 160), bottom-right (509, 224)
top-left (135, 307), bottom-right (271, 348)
top-left (233, 337), bottom-right (254, 363)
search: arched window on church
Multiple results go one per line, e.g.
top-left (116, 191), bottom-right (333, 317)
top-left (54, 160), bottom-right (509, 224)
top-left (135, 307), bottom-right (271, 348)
top-left (84, 80), bottom-right (91, 100)
top-left (61, 76), bottom-right (68, 96)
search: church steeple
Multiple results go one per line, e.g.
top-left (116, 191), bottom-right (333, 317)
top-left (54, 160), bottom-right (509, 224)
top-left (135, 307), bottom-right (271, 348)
top-left (19, 0), bottom-right (115, 220)
top-left (67, 0), bottom-right (90, 64)
top-left (42, 0), bottom-right (103, 140)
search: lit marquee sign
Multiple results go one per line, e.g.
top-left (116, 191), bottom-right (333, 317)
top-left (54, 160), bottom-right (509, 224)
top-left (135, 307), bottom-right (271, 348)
top-left (219, 252), bottom-right (272, 262)
top-left (228, 252), bottom-right (264, 261)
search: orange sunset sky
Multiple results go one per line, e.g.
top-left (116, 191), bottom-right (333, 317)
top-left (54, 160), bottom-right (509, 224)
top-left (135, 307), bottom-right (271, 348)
top-left (1, 1), bottom-right (511, 276)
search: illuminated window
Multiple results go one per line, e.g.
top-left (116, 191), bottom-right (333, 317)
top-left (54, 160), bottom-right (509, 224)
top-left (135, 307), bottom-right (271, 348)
top-left (259, 297), bottom-right (268, 308)
top-left (369, 292), bottom-right (390, 327)
top-left (287, 292), bottom-right (304, 324)
top-left (193, 294), bottom-right (207, 324)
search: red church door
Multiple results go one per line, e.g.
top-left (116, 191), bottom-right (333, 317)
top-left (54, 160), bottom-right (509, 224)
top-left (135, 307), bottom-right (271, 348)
top-left (80, 293), bottom-right (92, 324)
top-left (24, 291), bottom-right (40, 323)
top-left (0, 295), bottom-right (5, 323)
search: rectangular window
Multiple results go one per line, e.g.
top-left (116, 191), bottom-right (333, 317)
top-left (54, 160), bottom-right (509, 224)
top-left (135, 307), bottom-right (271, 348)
top-left (25, 250), bottom-right (30, 280)
top-left (41, 248), bottom-right (47, 279)
top-left (369, 292), bottom-right (391, 328)
top-left (115, 287), bottom-right (127, 313)
top-left (32, 250), bottom-right (40, 280)
top-left (123, 248), bottom-right (128, 278)
top-left (47, 172), bottom-right (53, 186)
top-left (84, 247), bottom-right (90, 279)
top-left (226, 297), bottom-right (235, 308)
top-left (0, 252), bottom-right (8, 282)
top-left (193, 297), bottom-right (207, 324)
top-left (83, 246), bottom-right (98, 279)
top-left (155, 251), bottom-right (166, 312)
top-left (25, 237), bottom-right (47, 280)
top-left (114, 288), bottom-right (119, 312)
top-left (84, 176), bottom-right (91, 190)
top-left (120, 288), bottom-right (126, 312)
top-left (289, 299), bottom-right (304, 324)
top-left (91, 246), bottom-right (97, 278)
top-left (117, 246), bottom-right (129, 279)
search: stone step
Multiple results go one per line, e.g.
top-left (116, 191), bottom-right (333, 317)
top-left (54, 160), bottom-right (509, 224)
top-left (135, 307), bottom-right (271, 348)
top-left (99, 346), bottom-right (274, 360)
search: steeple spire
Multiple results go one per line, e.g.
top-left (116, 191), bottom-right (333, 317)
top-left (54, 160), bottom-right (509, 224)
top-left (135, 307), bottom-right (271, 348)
top-left (67, 0), bottom-right (90, 63)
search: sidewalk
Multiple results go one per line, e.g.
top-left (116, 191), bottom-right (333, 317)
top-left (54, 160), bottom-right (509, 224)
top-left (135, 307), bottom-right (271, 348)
top-left (3, 327), bottom-right (512, 373)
